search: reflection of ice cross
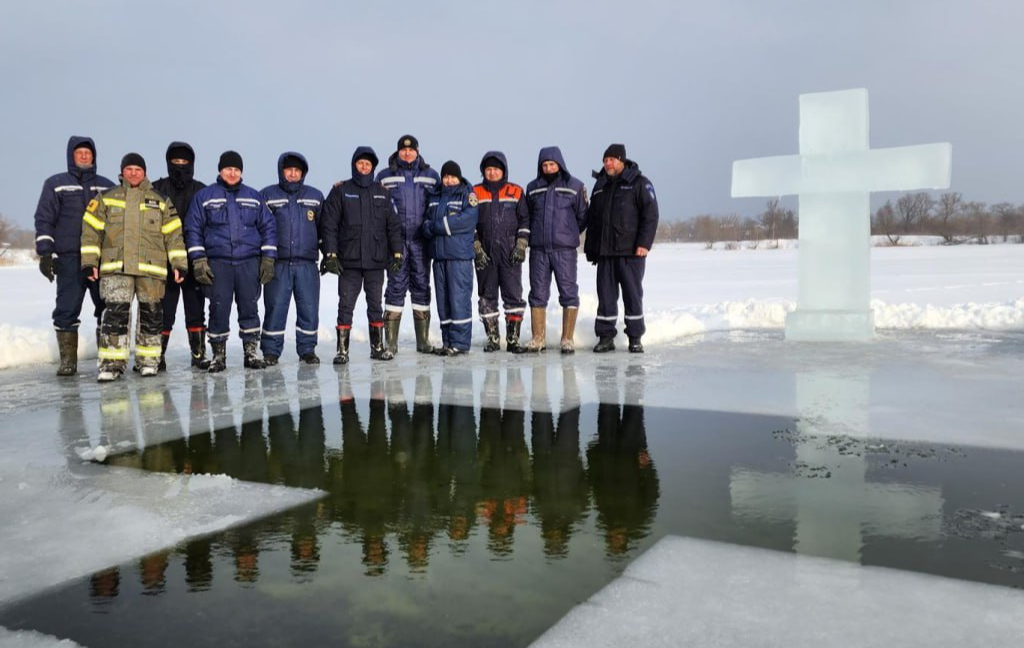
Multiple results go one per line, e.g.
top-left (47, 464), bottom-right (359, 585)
top-left (730, 371), bottom-right (943, 561)
top-left (731, 88), bottom-right (952, 341)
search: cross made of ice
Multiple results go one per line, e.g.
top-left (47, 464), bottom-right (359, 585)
top-left (731, 88), bottom-right (952, 341)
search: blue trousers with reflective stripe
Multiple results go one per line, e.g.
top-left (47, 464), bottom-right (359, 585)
top-left (205, 258), bottom-right (261, 342)
top-left (527, 247), bottom-right (579, 308)
top-left (53, 254), bottom-right (103, 331)
top-left (595, 256), bottom-right (646, 338)
top-left (434, 259), bottom-right (473, 351)
top-left (385, 238), bottom-right (431, 310)
top-left (262, 260), bottom-right (320, 357)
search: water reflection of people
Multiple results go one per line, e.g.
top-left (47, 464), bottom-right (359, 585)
top-left (100, 386), bottom-right (140, 468)
top-left (137, 385), bottom-right (186, 474)
top-left (329, 368), bottom-right (394, 576)
top-left (530, 365), bottom-right (588, 559)
top-left (587, 362), bottom-right (660, 557)
top-left (139, 550), bottom-right (169, 595)
top-left (433, 372), bottom-right (479, 550)
top-left (89, 567), bottom-right (120, 610)
top-left (478, 368), bottom-right (530, 557)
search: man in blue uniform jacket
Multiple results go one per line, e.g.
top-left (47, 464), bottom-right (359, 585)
top-left (34, 136), bottom-right (115, 376)
top-left (260, 152), bottom-right (324, 366)
top-left (184, 150), bottom-right (277, 372)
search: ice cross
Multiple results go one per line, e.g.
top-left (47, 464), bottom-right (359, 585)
top-left (731, 88), bottom-right (952, 341)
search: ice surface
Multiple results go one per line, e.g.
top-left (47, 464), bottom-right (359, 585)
top-left (529, 535), bottom-right (1024, 647)
top-left (0, 627), bottom-right (84, 648)
top-left (732, 88), bottom-right (953, 341)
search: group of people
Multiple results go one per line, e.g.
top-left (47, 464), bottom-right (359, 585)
top-left (34, 135), bottom-right (659, 381)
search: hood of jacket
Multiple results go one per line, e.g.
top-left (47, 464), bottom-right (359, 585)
top-left (166, 141), bottom-right (196, 189)
top-left (535, 146), bottom-right (569, 182)
top-left (351, 146), bottom-right (379, 188)
top-left (277, 151), bottom-right (309, 193)
top-left (66, 135), bottom-right (97, 178)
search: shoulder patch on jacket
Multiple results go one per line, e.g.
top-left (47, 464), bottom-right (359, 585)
top-left (646, 183), bottom-right (656, 201)
top-left (467, 192), bottom-right (478, 207)
top-left (86, 198), bottom-right (98, 213)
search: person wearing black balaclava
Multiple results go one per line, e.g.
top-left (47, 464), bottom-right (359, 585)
top-left (319, 146), bottom-right (404, 364)
top-left (153, 142), bottom-right (208, 370)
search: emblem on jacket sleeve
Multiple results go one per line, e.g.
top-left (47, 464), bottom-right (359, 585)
top-left (307, 210), bottom-right (315, 221)
top-left (468, 193), bottom-right (478, 207)
top-left (86, 199), bottom-right (99, 213)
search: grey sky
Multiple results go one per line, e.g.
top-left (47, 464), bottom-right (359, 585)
top-left (1, 0), bottom-right (1021, 229)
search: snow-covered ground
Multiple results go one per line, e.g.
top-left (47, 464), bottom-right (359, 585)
top-left (2, 241), bottom-right (1023, 370)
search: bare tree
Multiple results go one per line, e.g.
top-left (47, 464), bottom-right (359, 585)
top-left (873, 200), bottom-right (901, 245)
top-left (894, 192), bottom-right (934, 235)
top-left (962, 201), bottom-right (991, 244)
top-left (991, 202), bottom-right (1020, 243)
top-left (692, 215), bottom-right (720, 249)
top-left (758, 198), bottom-right (796, 246)
top-left (930, 192), bottom-right (963, 244)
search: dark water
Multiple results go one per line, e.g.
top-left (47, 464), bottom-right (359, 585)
top-left (3, 367), bottom-right (1024, 647)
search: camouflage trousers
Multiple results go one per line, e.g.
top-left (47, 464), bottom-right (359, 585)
top-left (98, 275), bottom-right (166, 371)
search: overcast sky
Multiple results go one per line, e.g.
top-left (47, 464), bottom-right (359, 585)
top-left (1, 0), bottom-right (1021, 229)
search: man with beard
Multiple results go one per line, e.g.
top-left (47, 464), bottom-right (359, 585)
top-left (153, 142), bottom-right (208, 369)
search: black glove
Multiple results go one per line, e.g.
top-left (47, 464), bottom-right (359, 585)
top-left (510, 238), bottom-right (528, 264)
top-left (321, 253), bottom-right (342, 276)
top-left (193, 257), bottom-right (214, 285)
top-left (473, 240), bottom-right (491, 271)
top-left (419, 220), bottom-right (435, 239)
top-left (39, 255), bottom-right (55, 283)
top-left (81, 265), bottom-right (97, 281)
top-left (388, 253), bottom-right (404, 274)
top-left (259, 256), bottom-right (276, 285)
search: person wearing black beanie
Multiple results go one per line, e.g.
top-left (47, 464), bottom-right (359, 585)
top-left (376, 134), bottom-right (441, 356)
top-left (153, 141), bottom-right (208, 370)
top-left (80, 149), bottom-right (188, 381)
top-left (473, 150), bottom-right (529, 352)
top-left (585, 144), bottom-right (659, 354)
top-left (183, 149), bottom-right (279, 372)
top-left (418, 161), bottom-right (479, 356)
top-left (319, 146), bottom-right (404, 364)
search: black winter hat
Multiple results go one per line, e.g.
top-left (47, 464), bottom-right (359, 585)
top-left (397, 134), bottom-right (419, 152)
top-left (120, 152), bottom-right (146, 172)
top-left (281, 154), bottom-right (307, 173)
top-left (166, 144), bottom-right (194, 163)
top-left (218, 150), bottom-right (244, 171)
top-left (603, 144), bottom-right (627, 163)
top-left (441, 160), bottom-right (462, 180)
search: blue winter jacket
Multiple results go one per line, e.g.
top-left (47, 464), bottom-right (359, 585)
top-left (420, 180), bottom-right (479, 261)
top-left (524, 146), bottom-right (588, 250)
top-left (260, 152), bottom-right (324, 262)
top-left (185, 177), bottom-right (277, 262)
top-left (34, 136), bottom-right (115, 256)
top-left (376, 153), bottom-right (440, 243)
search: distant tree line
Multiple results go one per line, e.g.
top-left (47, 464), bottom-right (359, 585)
top-left (656, 193), bottom-right (1024, 247)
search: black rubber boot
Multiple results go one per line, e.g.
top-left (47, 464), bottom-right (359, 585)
top-left (628, 337), bottom-right (644, 353)
top-left (243, 338), bottom-right (266, 369)
top-left (56, 330), bottom-right (78, 376)
top-left (505, 316), bottom-right (522, 352)
top-left (188, 328), bottom-right (211, 370)
top-left (158, 332), bottom-right (170, 371)
top-left (333, 327), bottom-right (351, 365)
top-left (208, 341), bottom-right (227, 373)
top-left (369, 323), bottom-right (394, 361)
top-left (483, 318), bottom-right (500, 353)
top-left (593, 336), bottom-right (616, 353)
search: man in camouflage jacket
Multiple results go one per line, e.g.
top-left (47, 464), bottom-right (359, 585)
top-left (81, 153), bottom-right (187, 381)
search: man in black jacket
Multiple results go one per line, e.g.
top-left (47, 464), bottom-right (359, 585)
top-left (153, 142), bottom-right (208, 369)
top-left (584, 144), bottom-right (659, 353)
top-left (320, 146), bottom-right (404, 364)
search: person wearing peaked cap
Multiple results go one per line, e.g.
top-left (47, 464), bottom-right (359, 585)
top-left (473, 151), bottom-right (530, 353)
top-left (320, 146), bottom-right (404, 365)
top-left (80, 152), bottom-right (187, 381)
top-left (259, 152), bottom-right (325, 366)
top-left (153, 141), bottom-right (208, 370)
top-left (375, 134), bottom-right (441, 356)
top-left (183, 150), bottom-right (278, 372)
top-left (585, 144), bottom-right (659, 354)
top-left (34, 136), bottom-right (116, 376)
top-left (419, 161), bottom-right (479, 356)
top-left (520, 146), bottom-right (588, 355)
